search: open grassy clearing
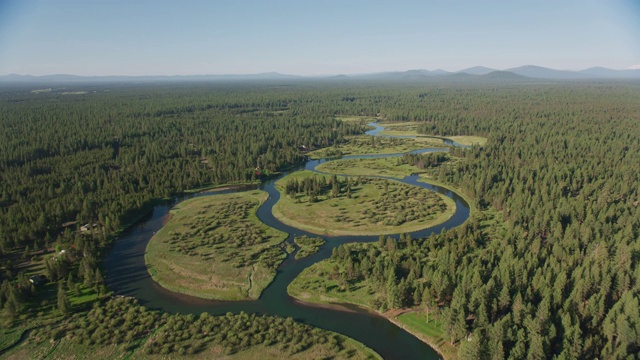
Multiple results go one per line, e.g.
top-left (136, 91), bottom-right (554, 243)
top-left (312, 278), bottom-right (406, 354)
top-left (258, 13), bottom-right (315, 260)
top-left (335, 115), bottom-right (379, 123)
top-left (445, 135), bottom-right (487, 146)
top-left (308, 135), bottom-right (442, 159)
top-left (377, 121), bottom-right (424, 137)
top-left (273, 171), bottom-right (455, 236)
top-left (316, 153), bottom-right (463, 181)
top-left (378, 122), bottom-right (487, 146)
top-left (317, 157), bottom-right (425, 179)
top-left (293, 236), bottom-right (326, 259)
top-left (145, 191), bottom-right (288, 300)
top-left (396, 312), bottom-right (457, 360)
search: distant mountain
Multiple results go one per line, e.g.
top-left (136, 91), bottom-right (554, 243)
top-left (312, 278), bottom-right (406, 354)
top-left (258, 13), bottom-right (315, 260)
top-left (458, 66), bottom-right (497, 75)
top-left (2, 66), bottom-right (640, 83)
top-left (579, 67), bottom-right (640, 79)
top-left (482, 71), bottom-right (530, 80)
top-left (506, 65), bottom-right (590, 79)
top-left (0, 72), bottom-right (300, 83)
top-left (431, 69), bottom-right (451, 75)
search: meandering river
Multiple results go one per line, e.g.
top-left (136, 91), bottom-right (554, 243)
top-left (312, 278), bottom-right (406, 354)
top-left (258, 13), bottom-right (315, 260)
top-left (105, 123), bottom-right (470, 360)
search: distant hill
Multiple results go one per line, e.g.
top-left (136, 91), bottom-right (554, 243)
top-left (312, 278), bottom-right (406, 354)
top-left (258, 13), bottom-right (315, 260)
top-left (458, 66), bottom-right (497, 75)
top-left (2, 66), bottom-right (640, 83)
top-left (482, 71), bottom-right (530, 80)
top-left (506, 65), bottom-right (590, 79)
top-left (0, 72), bottom-right (300, 83)
top-left (580, 67), bottom-right (640, 79)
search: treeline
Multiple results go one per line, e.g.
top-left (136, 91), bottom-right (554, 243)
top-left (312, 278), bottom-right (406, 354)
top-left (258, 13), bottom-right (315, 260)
top-left (284, 174), bottom-right (359, 201)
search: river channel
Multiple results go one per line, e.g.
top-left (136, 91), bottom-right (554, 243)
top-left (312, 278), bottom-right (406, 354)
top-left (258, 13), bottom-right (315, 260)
top-left (104, 123), bottom-right (470, 360)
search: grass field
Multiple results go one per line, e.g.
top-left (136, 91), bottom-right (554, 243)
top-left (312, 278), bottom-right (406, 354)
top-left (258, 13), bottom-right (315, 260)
top-left (335, 115), bottom-right (379, 123)
top-left (377, 122), bottom-right (424, 137)
top-left (378, 122), bottom-right (487, 146)
top-left (316, 156), bottom-right (427, 179)
top-left (145, 191), bottom-right (288, 300)
top-left (445, 136), bottom-right (487, 146)
top-left (396, 312), bottom-right (458, 360)
top-left (273, 171), bottom-right (455, 236)
top-left (308, 135), bottom-right (442, 159)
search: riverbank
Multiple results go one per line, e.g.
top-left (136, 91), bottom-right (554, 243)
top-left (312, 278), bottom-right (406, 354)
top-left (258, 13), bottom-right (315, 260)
top-left (290, 292), bottom-right (456, 360)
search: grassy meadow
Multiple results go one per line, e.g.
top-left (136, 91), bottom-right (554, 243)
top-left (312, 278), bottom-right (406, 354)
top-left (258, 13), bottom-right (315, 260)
top-left (396, 312), bottom-right (458, 360)
top-left (273, 171), bottom-right (455, 236)
top-left (316, 157), bottom-right (425, 179)
top-left (145, 191), bottom-right (288, 300)
top-left (378, 122), bottom-right (487, 146)
top-left (308, 135), bottom-right (442, 159)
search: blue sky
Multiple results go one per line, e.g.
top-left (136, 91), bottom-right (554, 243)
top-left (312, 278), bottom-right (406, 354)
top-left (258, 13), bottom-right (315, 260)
top-left (0, 0), bottom-right (638, 75)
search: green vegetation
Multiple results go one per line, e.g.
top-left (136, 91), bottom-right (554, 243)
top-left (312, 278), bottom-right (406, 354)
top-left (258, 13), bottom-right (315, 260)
top-left (378, 122), bottom-right (424, 137)
top-left (308, 135), bottom-right (441, 159)
top-left (145, 191), bottom-right (288, 300)
top-left (2, 297), bottom-right (380, 360)
top-left (379, 122), bottom-right (487, 146)
top-left (445, 135), bottom-right (487, 146)
top-left (288, 213), bottom-right (497, 357)
top-left (334, 115), bottom-right (379, 123)
top-left (396, 312), bottom-right (457, 360)
top-left (2, 80), bottom-right (640, 359)
top-left (294, 236), bottom-right (326, 259)
top-left (273, 171), bottom-right (455, 236)
top-left (316, 152), bottom-right (451, 179)
top-left (316, 157), bottom-right (420, 179)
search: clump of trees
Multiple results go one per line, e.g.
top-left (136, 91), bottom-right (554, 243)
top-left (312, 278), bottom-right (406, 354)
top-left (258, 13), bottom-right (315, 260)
top-left (30, 297), bottom-right (355, 357)
top-left (401, 152), bottom-right (448, 169)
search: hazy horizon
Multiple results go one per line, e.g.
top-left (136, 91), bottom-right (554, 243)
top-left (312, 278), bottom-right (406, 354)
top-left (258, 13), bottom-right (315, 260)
top-left (1, 0), bottom-right (639, 76)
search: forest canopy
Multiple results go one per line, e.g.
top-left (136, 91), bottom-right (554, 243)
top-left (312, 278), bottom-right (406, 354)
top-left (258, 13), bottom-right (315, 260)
top-left (1, 79), bottom-right (639, 359)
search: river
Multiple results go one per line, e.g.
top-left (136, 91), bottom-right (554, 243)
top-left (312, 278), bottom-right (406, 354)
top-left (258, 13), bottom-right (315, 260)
top-left (104, 123), bottom-right (470, 360)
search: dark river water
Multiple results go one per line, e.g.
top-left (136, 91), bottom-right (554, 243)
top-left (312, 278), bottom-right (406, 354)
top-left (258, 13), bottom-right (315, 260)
top-left (104, 123), bottom-right (469, 360)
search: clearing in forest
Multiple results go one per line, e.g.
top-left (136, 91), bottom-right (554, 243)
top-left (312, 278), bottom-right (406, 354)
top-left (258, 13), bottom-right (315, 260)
top-left (379, 122), bottom-right (487, 146)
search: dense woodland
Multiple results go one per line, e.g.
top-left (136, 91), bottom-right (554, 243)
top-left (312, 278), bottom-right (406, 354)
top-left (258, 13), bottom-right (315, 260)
top-left (1, 80), bottom-right (639, 359)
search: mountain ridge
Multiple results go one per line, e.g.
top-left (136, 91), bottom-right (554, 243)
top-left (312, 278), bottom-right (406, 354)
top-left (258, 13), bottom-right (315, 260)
top-left (2, 66), bottom-right (640, 83)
